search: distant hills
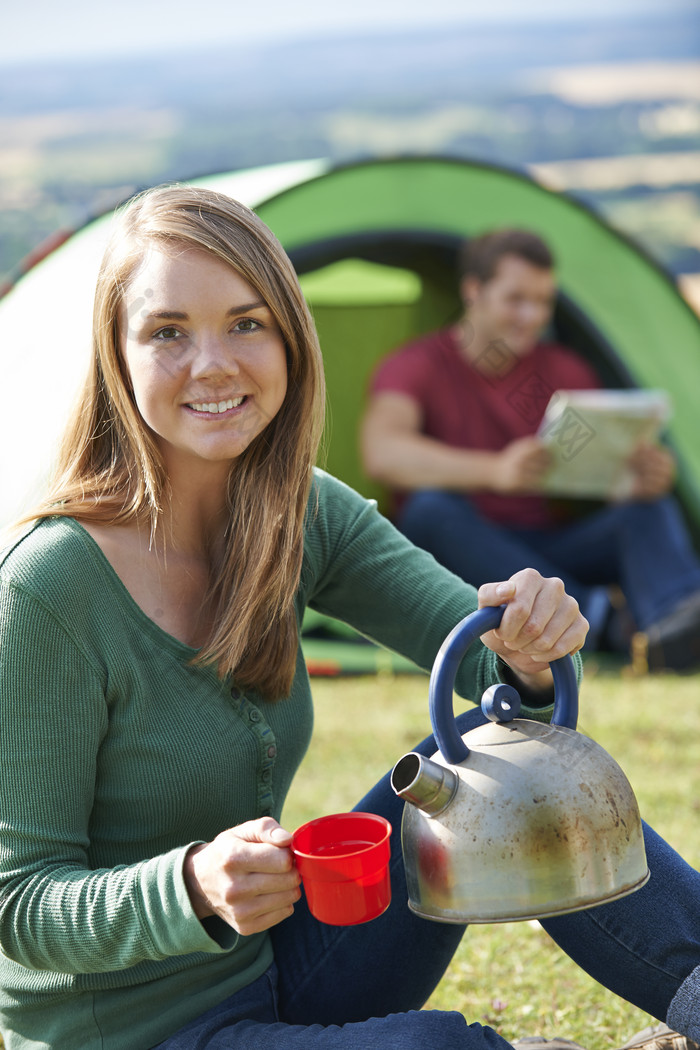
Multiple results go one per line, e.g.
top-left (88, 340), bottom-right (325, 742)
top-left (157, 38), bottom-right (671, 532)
top-left (3, 11), bottom-right (697, 111)
top-left (1, 8), bottom-right (698, 285)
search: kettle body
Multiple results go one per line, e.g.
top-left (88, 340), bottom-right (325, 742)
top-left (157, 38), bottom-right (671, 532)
top-left (391, 606), bottom-right (649, 923)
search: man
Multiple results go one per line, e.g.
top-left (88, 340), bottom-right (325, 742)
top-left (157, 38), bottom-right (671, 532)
top-left (361, 229), bottom-right (700, 670)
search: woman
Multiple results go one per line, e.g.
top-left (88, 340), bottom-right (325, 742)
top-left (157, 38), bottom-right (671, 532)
top-left (0, 186), bottom-right (697, 1050)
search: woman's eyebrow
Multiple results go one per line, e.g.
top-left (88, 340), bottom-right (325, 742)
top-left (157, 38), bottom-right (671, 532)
top-left (226, 300), bottom-right (268, 316)
top-left (143, 310), bottom-right (188, 321)
top-left (141, 300), bottom-right (268, 322)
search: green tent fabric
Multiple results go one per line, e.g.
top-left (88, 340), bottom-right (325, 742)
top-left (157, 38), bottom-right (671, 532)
top-left (1, 155), bottom-right (698, 674)
top-left (252, 157), bottom-right (700, 532)
top-left (3, 154), bottom-right (698, 526)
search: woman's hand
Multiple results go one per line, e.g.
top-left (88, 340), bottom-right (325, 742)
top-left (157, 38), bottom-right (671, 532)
top-left (183, 817), bottom-right (301, 936)
top-left (477, 568), bottom-right (588, 691)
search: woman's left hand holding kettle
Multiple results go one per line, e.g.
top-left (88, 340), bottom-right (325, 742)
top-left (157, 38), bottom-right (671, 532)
top-left (477, 568), bottom-right (588, 693)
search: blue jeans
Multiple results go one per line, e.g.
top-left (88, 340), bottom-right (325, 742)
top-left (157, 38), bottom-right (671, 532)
top-left (398, 491), bottom-right (700, 631)
top-left (156, 708), bottom-right (700, 1048)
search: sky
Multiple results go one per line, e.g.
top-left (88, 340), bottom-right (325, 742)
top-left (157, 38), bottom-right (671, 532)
top-left (2, 0), bottom-right (697, 66)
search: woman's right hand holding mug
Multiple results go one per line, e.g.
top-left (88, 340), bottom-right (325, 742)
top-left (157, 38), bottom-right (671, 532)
top-left (183, 817), bottom-right (301, 936)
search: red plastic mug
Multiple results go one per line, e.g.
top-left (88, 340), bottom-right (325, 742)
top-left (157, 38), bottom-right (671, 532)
top-left (291, 812), bottom-right (392, 925)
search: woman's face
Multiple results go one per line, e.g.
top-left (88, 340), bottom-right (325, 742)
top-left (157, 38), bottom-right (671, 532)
top-left (119, 244), bottom-right (288, 482)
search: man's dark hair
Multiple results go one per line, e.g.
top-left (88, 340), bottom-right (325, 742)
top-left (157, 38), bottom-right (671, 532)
top-left (457, 229), bottom-right (554, 284)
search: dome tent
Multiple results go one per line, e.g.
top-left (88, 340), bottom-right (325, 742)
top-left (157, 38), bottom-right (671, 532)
top-left (255, 157), bottom-right (700, 534)
top-left (2, 154), bottom-right (699, 527)
top-left (1, 155), bottom-right (698, 669)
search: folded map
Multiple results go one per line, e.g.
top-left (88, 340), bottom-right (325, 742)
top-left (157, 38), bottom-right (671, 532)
top-left (537, 388), bottom-right (671, 499)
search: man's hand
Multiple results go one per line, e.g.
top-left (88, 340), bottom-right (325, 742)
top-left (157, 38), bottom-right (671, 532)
top-left (493, 436), bottom-right (551, 495)
top-left (478, 568), bottom-right (588, 691)
top-left (626, 443), bottom-right (675, 501)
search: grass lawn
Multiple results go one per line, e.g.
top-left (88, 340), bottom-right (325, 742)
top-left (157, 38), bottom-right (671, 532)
top-left (3, 660), bottom-right (697, 1050)
top-left (281, 658), bottom-right (700, 1049)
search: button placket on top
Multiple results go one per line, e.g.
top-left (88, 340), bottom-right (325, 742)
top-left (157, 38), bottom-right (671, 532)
top-left (233, 689), bottom-right (277, 817)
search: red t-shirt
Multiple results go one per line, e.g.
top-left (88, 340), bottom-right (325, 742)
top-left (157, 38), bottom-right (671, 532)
top-left (370, 327), bottom-right (600, 528)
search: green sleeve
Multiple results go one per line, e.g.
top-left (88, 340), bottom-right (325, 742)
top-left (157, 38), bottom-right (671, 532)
top-left (0, 582), bottom-right (235, 975)
top-left (302, 472), bottom-right (578, 713)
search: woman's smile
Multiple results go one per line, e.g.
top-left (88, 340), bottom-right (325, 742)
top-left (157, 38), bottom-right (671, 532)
top-left (186, 396), bottom-right (247, 415)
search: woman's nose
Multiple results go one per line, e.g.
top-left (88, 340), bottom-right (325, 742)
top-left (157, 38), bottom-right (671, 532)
top-left (190, 334), bottom-right (239, 378)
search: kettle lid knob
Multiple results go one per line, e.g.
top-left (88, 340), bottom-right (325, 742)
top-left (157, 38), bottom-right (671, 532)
top-left (481, 682), bottom-right (521, 723)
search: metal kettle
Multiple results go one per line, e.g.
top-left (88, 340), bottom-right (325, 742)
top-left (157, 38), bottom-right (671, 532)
top-left (391, 605), bottom-right (649, 923)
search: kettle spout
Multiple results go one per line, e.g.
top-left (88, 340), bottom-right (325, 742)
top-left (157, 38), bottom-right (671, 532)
top-left (391, 752), bottom-right (458, 816)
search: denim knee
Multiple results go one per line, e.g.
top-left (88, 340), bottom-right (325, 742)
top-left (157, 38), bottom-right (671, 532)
top-left (399, 489), bottom-right (459, 526)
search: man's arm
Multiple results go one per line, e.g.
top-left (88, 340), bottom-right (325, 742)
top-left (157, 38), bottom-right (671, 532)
top-left (361, 391), bottom-right (550, 494)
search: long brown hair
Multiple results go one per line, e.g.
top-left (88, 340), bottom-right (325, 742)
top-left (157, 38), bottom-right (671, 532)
top-left (33, 184), bottom-right (326, 700)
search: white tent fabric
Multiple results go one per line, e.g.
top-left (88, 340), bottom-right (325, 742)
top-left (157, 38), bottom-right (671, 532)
top-left (0, 160), bottom-right (326, 531)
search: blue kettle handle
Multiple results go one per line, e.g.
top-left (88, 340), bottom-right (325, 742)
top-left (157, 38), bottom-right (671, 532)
top-left (429, 605), bottom-right (579, 765)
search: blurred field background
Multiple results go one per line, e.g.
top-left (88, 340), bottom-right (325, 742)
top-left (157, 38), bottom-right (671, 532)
top-left (1, 2), bottom-right (699, 310)
top-left (282, 662), bottom-right (700, 1049)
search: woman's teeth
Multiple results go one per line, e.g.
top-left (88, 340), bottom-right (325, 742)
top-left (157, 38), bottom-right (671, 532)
top-left (189, 397), bottom-right (245, 413)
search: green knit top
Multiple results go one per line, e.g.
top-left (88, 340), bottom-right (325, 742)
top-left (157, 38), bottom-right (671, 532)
top-left (0, 470), bottom-right (560, 1049)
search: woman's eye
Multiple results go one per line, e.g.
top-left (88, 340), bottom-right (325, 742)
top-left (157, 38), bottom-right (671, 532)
top-left (234, 318), bottom-right (261, 333)
top-left (153, 326), bottom-right (182, 342)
